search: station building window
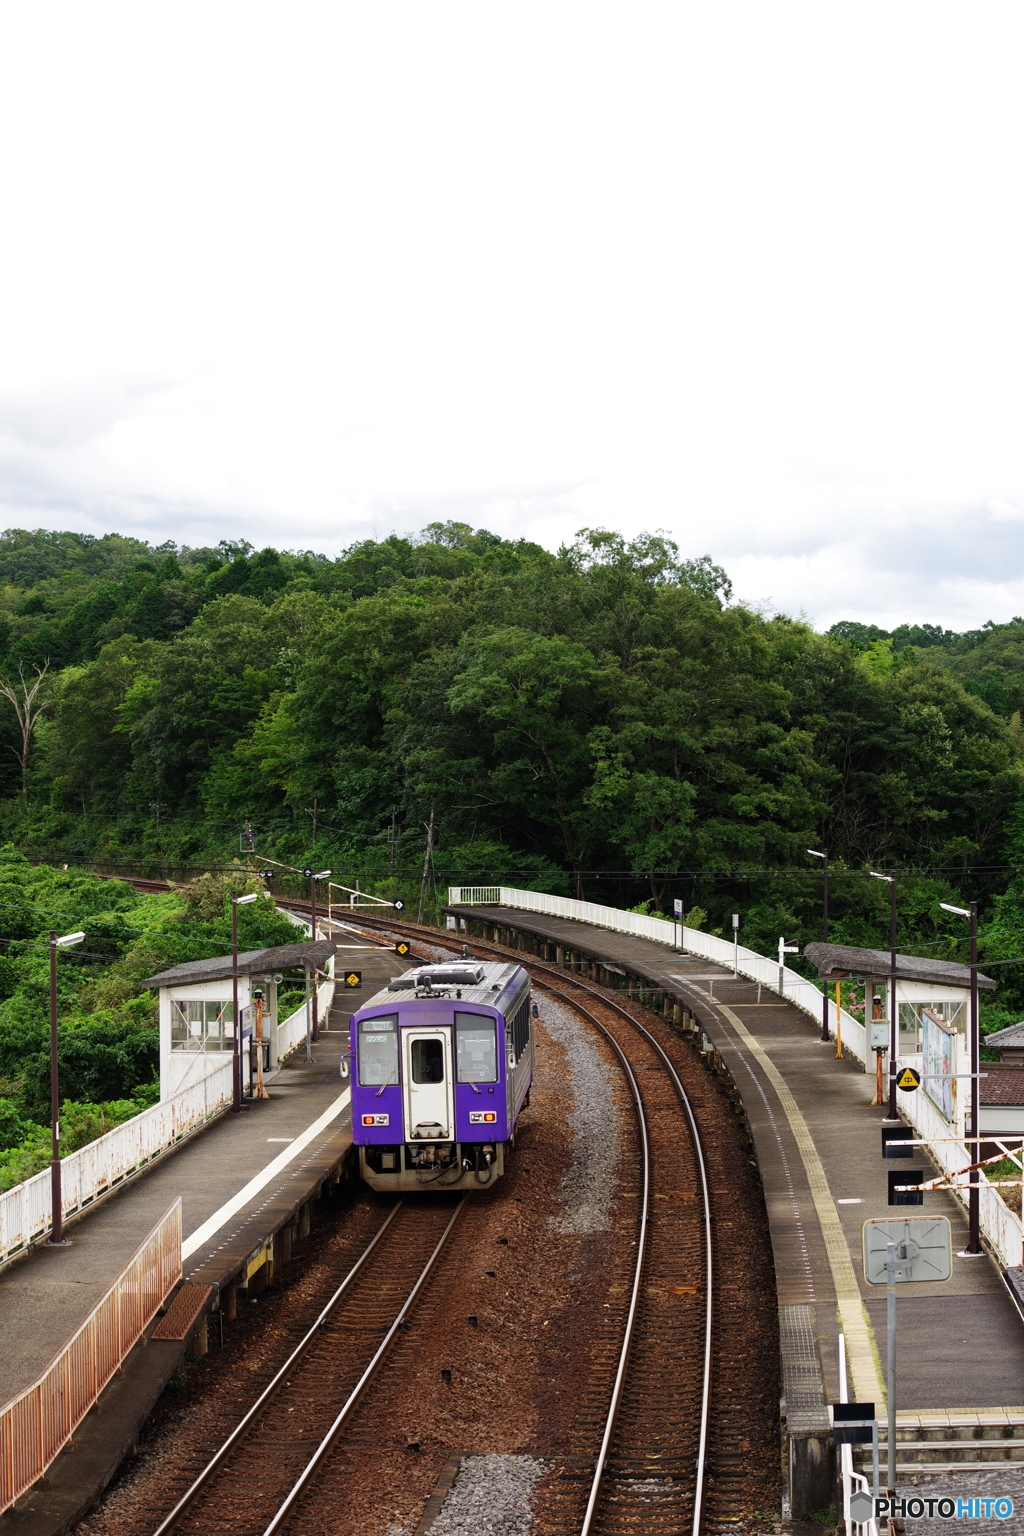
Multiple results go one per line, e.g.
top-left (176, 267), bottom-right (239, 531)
top-left (171, 999), bottom-right (234, 1052)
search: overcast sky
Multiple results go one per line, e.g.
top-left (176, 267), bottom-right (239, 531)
top-left (0, 3), bottom-right (1022, 632)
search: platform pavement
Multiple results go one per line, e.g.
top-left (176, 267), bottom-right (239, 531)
top-left (0, 941), bottom-right (398, 1409)
top-left (448, 906), bottom-right (1024, 1420)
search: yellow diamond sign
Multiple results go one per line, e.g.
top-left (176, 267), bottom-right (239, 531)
top-left (345, 971), bottom-right (362, 988)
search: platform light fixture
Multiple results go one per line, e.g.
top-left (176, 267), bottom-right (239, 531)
top-left (48, 930), bottom-right (85, 1245)
top-left (869, 872), bottom-right (899, 1117)
top-left (807, 850), bottom-right (830, 1042)
top-left (937, 897), bottom-right (982, 1256)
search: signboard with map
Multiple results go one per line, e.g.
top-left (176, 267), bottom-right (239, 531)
top-left (922, 1009), bottom-right (955, 1122)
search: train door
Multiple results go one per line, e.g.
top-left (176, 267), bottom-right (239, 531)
top-left (401, 1028), bottom-right (454, 1142)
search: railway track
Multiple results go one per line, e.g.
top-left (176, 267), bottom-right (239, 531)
top-left (99, 886), bottom-right (772, 1533)
top-left (150, 1197), bottom-right (464, 1536)
top-left (342, 913), bottom-right (752, 1536)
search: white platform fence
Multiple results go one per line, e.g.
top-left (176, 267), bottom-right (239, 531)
top-left (450, 885), bottom-right (870, 1064)
top-left (0, 1064), bottom-right (232, 1268)
top-left (276, 976), bottom-right (336, 1059)
top-left (450, 885), bottom-right (1024, 1269)
top-left (0, 973), bottom-right (335, 1268)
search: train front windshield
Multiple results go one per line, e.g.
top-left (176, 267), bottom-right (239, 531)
top-left (455, 1012), bottom-right (498, 1082)
top-left (358, 1014), bottom-right (398, 1085)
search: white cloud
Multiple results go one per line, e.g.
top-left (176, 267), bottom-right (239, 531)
top-left (0, 1), bottom-right (1021, 629)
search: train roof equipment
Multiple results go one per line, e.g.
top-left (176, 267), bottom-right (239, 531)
top-left (359, 959), bottom-right (526, 1008)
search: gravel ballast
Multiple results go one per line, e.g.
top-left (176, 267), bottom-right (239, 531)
top-left (538, 996), bottom-right (622, 1235)
top-left (420, 1453), bottom-right (548, 1536)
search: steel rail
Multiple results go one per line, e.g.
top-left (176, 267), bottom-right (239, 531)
top-left (262, 1196), bottom-right (465, 1534)
top-left (150, 1201), bottom-right (413, 1536)
top-left (346, 913), bottom-right (715, 1535)
top-left (534, 981), bottom-right (652, 1536)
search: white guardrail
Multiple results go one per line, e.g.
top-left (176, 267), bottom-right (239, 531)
top-left (276, 977), bottom-right (336, 1059)
top-left (0, 1063), bottom-right (233, 1268)
top-left (450, 885), bottom-right (870, 1064)
top-left (450, 885), bottom-right (1024, 1269)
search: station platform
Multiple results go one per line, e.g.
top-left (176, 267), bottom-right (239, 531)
top-left (447, 904), bottom-right (1024, 1495)
top-left (0, 939), bottom-right (397, 1536)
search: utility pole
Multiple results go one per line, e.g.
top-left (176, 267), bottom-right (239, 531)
top-left (418, 809), bottom-right (435, 924)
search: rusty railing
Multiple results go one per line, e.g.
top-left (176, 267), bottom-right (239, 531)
top-left (0, 1198), bottom-right (182, 1514)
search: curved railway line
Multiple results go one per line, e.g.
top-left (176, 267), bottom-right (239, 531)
top-left (341, 911), bottom-right (772, 1536)
top-left (92, 878), bottom-right (776, 1534)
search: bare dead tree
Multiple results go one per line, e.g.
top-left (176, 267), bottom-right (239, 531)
top-left (0, 664), bottom-right (49, 798)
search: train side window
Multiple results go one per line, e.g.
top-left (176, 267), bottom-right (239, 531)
top-left (507, 995), bottom-right (530, 1063)
top-left (455, 1012), bottom-right (497, 1082)
top-left (357, 1014), bottom-right (399, 1086)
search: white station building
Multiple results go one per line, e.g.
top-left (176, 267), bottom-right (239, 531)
top-left (144, 939), bottom-right (335, 1100)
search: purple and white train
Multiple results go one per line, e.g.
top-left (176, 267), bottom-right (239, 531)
top-left (348, 958), bottom-right (534, 1190)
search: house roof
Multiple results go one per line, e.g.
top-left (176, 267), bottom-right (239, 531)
top-left (803, 941), bottom-right (995, 991)
top-left (143, 940), bottom-right (335, 990)
top-left (983, 1022), bottom-right (1024, 1049)
top-left (980, 1067), bottom-right (1024, 1106)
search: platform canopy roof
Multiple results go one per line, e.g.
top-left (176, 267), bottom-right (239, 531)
top-left (803, 941), bottom-right (995, 990)
top-left (143, 939), bottom-right (335, 990)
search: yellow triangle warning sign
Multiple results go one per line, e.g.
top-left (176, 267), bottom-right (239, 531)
top-left (897, 1067), bottom-right (920, 1091)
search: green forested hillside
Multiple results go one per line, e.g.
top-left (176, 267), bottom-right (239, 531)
top-left (0, 522), bottom-right (1021, 1013)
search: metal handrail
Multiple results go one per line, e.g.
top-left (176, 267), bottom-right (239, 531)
top-left (0, 1200), bottom-right (181, 1513)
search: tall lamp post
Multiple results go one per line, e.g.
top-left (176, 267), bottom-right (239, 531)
top-left (303, 868), bottom-right (331, 1042)
top-left (869, 871), bottom-right (899, 1118)
top-left (940, 899), bottom-right (983, 1257)
top-left (231, 893), bottom-right (260, 1112)
top-left (808, 850), bottom-right (829, 1042)
top-left (48, 928), bottom-right (85, 1244)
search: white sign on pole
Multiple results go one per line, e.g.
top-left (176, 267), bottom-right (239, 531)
top-left (673, 899), bottom-right (683, 917)
top-left (862, 1217), bottom-right (952, 1285)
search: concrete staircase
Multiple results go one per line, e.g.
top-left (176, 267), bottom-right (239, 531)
top-left (856, 1413), bottom-right (1024, 1475)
